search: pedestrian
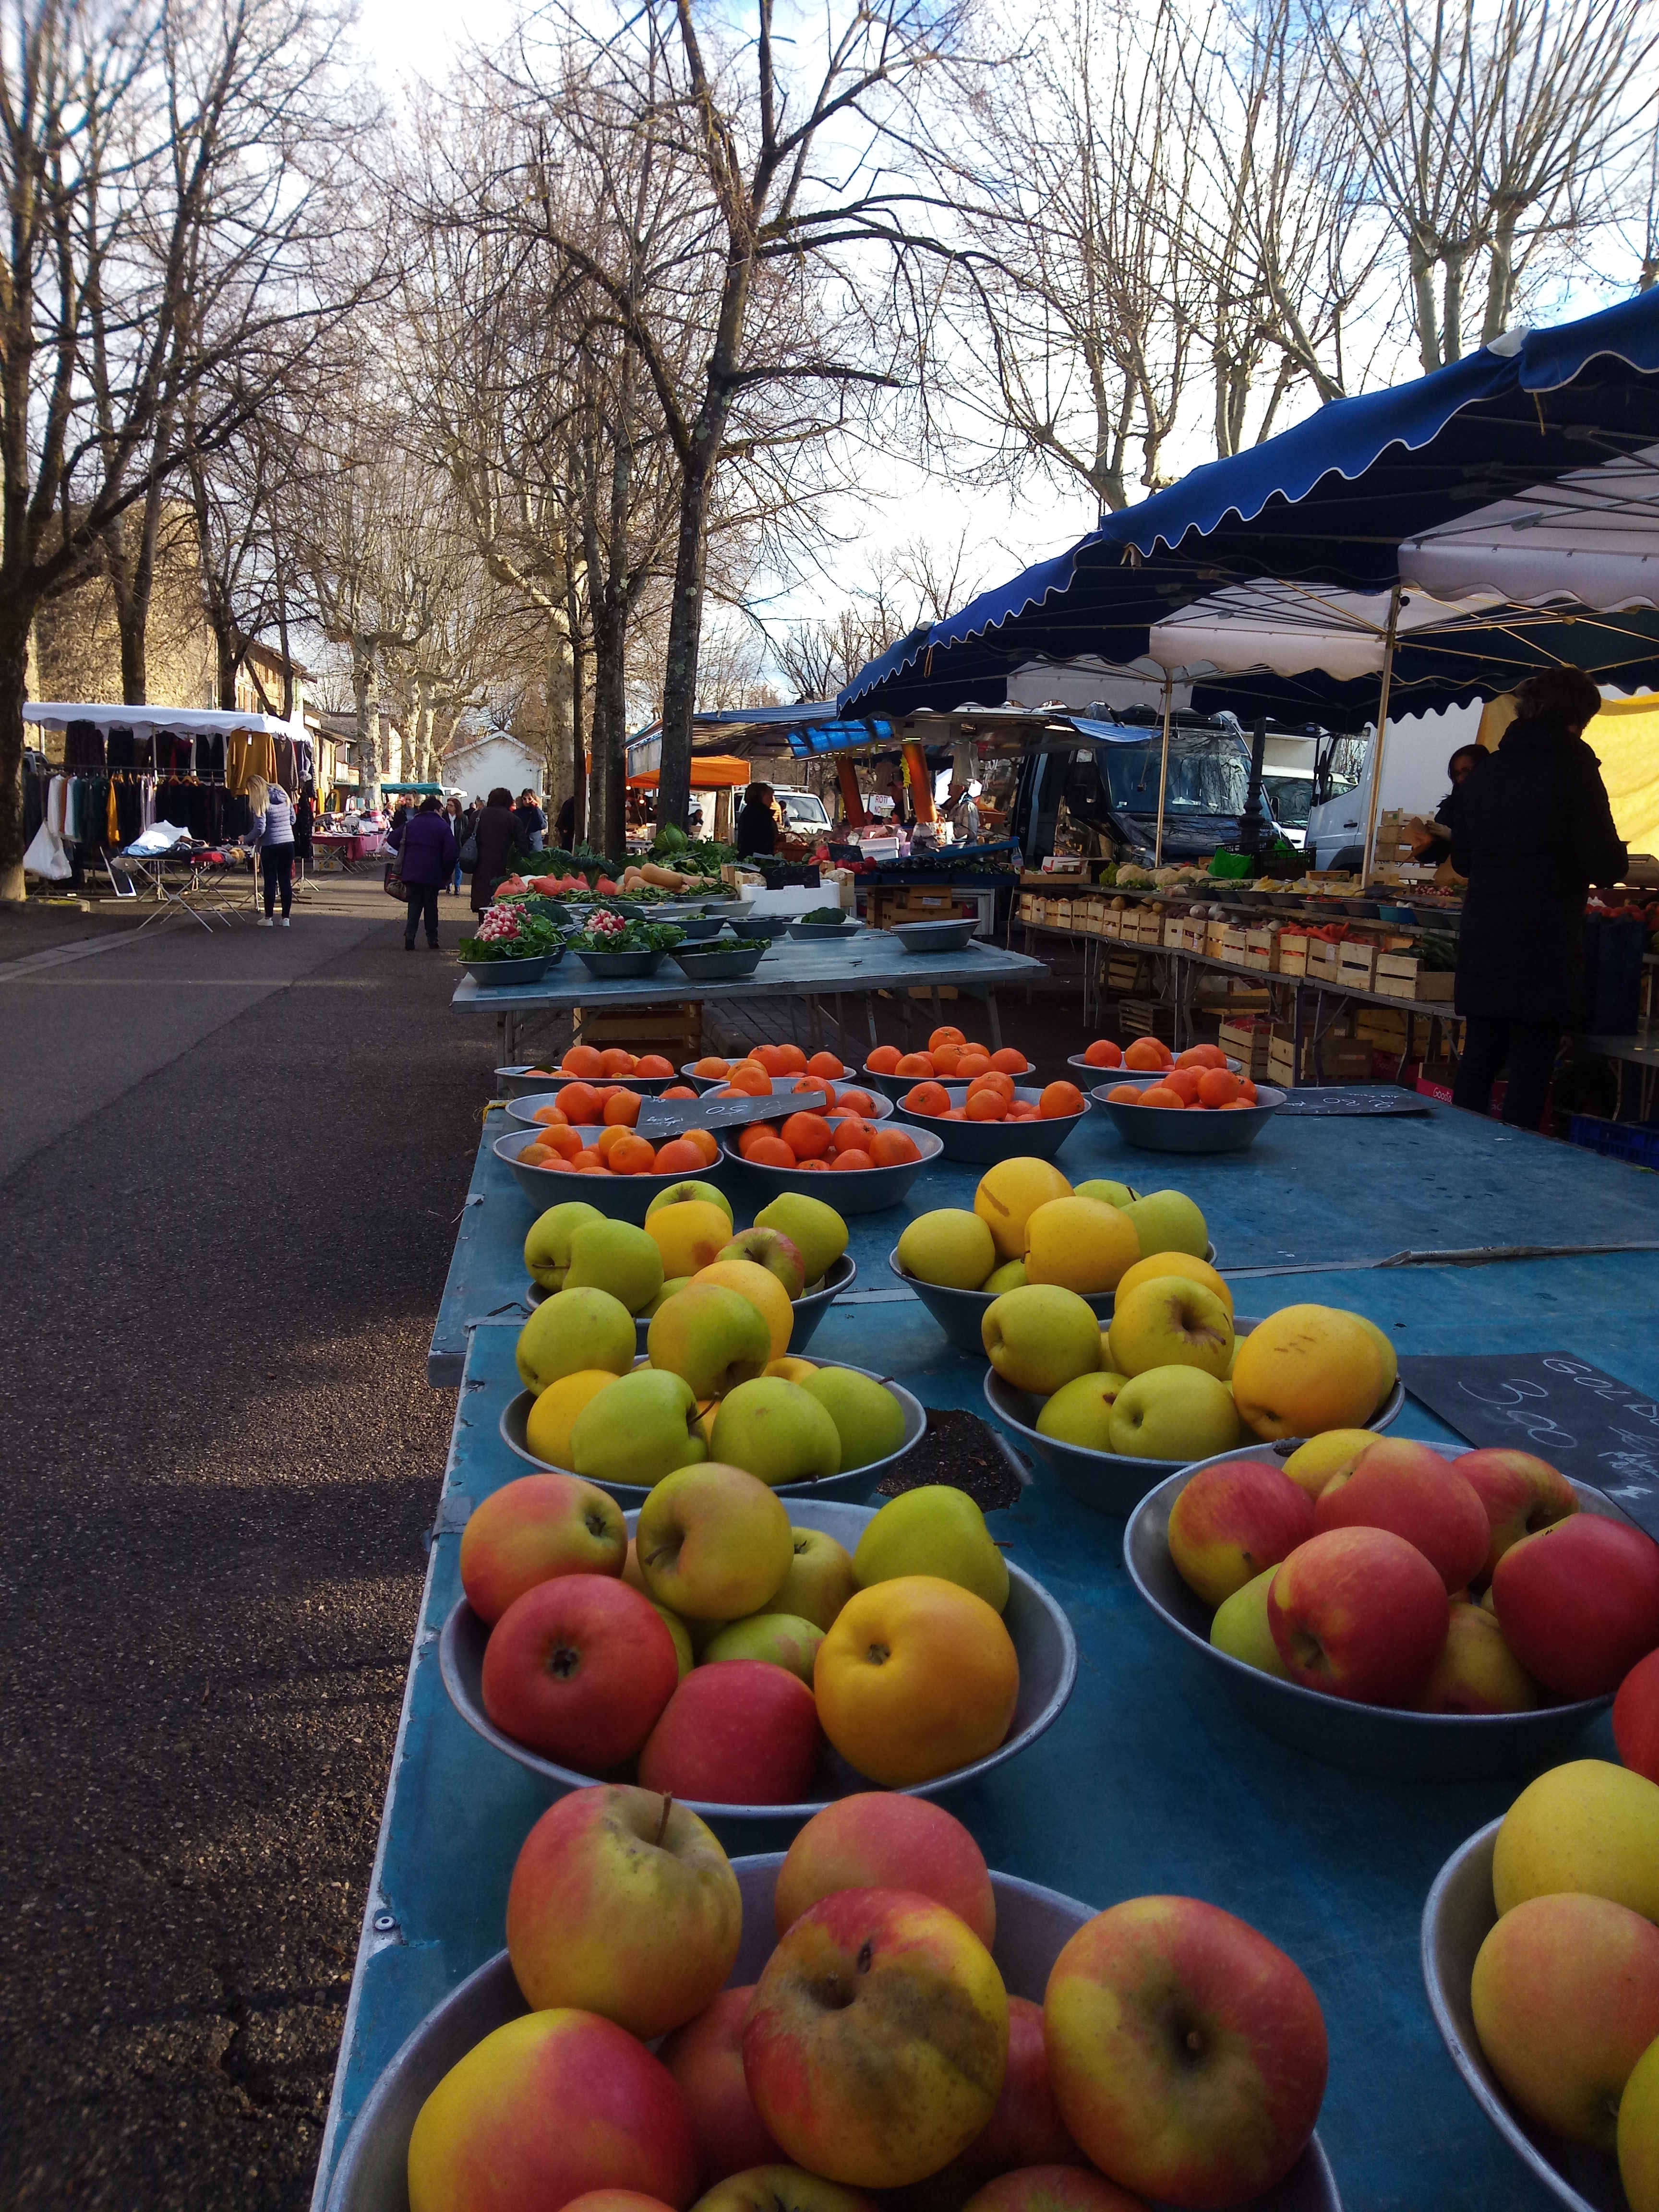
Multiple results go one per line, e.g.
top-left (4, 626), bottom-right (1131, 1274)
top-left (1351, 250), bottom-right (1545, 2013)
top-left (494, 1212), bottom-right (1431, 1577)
top-left (736, 781), bottom-right (779, 859)
top-left (470, 786), bottom-right (529, 914)
top-left (444, 794), bottom-right (465, 893)
top-left (393, 795), bottom-right (458, 950)
top-left (293, 782), bottom-right (316, 883)
top-left (555, 793), bottom-right (576, 849)
top-left (247, 779), bottom-right (297, 927)
top-left (1450, 666), bottom-right (1626, 1131)
top-left (515, 788), bottom-right (547, 853)
top-left (1411, 745), bottom-right (1486, 866)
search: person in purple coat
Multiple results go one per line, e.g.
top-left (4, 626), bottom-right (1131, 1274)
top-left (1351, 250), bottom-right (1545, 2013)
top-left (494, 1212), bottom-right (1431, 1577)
top-left (391, 795), bottom-right (458, 950)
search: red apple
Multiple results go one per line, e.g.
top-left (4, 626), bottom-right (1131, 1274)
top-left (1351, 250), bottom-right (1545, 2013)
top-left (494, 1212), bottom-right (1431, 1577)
top-left (1167, 1461), bottom-right (1315, 1608)
top-left (1267, 1527), bottom-right (1449, 1706)
top-left (407, 2006), bottom-right (699, 2212)
top-left (567, 2197), bottom-right (680, 2212)
top-left (506, 1784), bottom-right (743, 2038)
top-left (961, 2171), bottom-right (1144, 2212)
top-left (1450, 1448), bottom-right (1578, 1579)
top-left (660, 1988), bottom-right (783, 2187)
top-left (774, 1794), bottom-right (996, 1946)
top-left (1493, 1513), bottom-right (1659, 1700)
top-left (639, 1659), bottom-right (822, 1804)
top-left (690, 2166), bottom-right (881, 2212)
top-left (460, 1470), bottom-right (627, 1624)
top-left (482, 1573), bottom-right (681, 1768)
top-left (743, 1888), bottom-right (1010, 2188)
top-left (1043, 1896), bottom-right (1327, 2208)
top-left (1313, 1439), bottom-right (1490, 1593)
top-left (1616, 1647), bottom-right (1659, 1785)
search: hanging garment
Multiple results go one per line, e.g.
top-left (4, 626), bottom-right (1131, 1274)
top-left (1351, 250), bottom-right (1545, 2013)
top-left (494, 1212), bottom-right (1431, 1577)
top-left (273, 735), bottom-right (297, 792)
top-left (106, 724), bottom-right (137, 769)
top-left (226, 730), bottom-right (278, 793)
top-left (196, 730), bottom-right (225, 780)
top-left (65, 719), bottom-right (105, 769)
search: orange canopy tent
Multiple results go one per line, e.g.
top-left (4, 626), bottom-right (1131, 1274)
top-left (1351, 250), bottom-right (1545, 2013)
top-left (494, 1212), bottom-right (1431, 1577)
top-left (626, 755), bottom-right (751, 790)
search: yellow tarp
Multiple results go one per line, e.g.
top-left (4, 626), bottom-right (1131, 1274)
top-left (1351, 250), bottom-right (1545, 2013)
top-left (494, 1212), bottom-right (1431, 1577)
top-left (1587, 696), bottom-right (1659, 859)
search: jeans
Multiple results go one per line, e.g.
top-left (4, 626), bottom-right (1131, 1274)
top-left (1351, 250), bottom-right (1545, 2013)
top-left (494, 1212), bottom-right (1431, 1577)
top-left (261, 844), bottom-right (294, 916)
top-left (449, 861), bottom-right (463, 892)
top-left (405, 882), bottom-right (441, 945)
top-left (1453, 1015), bottom-right (1560, 1131)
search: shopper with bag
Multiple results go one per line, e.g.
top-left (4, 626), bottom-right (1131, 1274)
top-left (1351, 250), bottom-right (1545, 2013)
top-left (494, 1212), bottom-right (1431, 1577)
top-left (392, 796), bottom-right (458, 950)
top-left (247, 780), bottom-right (297, 927)
top-left (469, 787), bottom-right (529, 914)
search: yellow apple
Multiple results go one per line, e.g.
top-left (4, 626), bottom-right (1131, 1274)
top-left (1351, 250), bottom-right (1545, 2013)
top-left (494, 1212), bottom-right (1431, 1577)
top-left (1113, 1249), bottom-right (1233, 1316)
top-left (1280, 1429), bottom-right (1380, 1502)
top-left (694, 1258), bottom-right (796, 1363)
top-left (1023, 1196), bottom-right (1140, 1294)
top-left (1107, 1367), bottom-right (1241, 1460)
top-left (1494, 1759), bottom-right (1659, 1921)
top-left (982, 1284), bottom-right (1101, 1395)
top-left (1229, 1305), bottom-right (1386, 1439)
top-left (897, 1208), bottom-right (998, 1290)
top-left (647, 1199), bottom-right (743, 1282)
top-left (1106, 1276), bottom-right (1233, 1380)
top-left (525, 1368), bottom-right (623, 1467)
top-left (974, 1156), bottom-right (1072, 1261)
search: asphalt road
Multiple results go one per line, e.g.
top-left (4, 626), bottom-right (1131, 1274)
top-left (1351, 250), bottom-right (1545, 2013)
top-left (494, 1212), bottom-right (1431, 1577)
top-left (0, 885), bottom-right (494, 2210)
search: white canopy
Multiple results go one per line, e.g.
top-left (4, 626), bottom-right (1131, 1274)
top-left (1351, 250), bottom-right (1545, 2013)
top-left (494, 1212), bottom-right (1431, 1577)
top-left (1398, 443), bottom-right (1659, 611)
top-left (1145, 582), bottom-right (1506, 682)
top-left (23, 702), bottom-right (301, 735)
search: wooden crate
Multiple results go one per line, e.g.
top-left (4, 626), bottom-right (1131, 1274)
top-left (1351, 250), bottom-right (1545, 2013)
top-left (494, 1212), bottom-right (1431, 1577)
top-left (1375, 951), bottom-right (1455, 1002)
top-left (1336, 942), bottom-right (1377, 992)
top-left (1277, 935), bottom-right (1309, 977)
top-left (1221, 926), bottom-right (1250, 965)
top-left (1120, 998), bottom-right (1178, 1045)
top-left (1219, 1017), bottom-right (1274, 1077)
top-left (1267, 1032), bottom-right (1300, 1089)
top-left (1242, 926), bottom-right (1279, 974)
top-left (1205, 920), bottom-right (1232, 960)
top-left (573, 1001), bottom-right (702, 1059)
top-left (868, 887), bottom-right (973, 930)
top-left (1306, 941), bottom-right (1342, 984)
top-left (1105, 952), bottom-right (1148, 994)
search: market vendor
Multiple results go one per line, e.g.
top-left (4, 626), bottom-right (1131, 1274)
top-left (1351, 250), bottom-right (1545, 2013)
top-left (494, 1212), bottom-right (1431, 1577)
top-left (946, 779), bottom-right (982, 842)
top-left (1450, 667), bottom-right (1626, 1131)
top-left (1410, 745), bottom-right (1486, 864)
top-left (736, 781), bottom-right (779, 858)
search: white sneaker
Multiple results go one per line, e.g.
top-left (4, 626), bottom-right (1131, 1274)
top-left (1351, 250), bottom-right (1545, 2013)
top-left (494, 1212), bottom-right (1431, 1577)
top-left (280, 917), bottom-right (290, 928)
top-left (258, 917), bottom-right (274, 927)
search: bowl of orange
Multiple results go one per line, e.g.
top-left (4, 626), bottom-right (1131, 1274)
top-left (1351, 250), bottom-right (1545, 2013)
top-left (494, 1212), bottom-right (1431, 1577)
top-left (1092, 1069), bottom-right (1286, 1154)
top-left (721, 1115), bottom-right (943, 1212)
top-left (493, 1121), bottom-right (731, 1222)
top-left (496, 1047), bottom-right (683, 1097)
top-left (862, 1028), bottom-right (1036, 1102)
top-left (702, 1071), bottom-right (892, 1122)
top-left (1066, 1041), bottom-right (1242, 1082)
top-left (681, 1046), bottom-right (856, 1094)
top-left (892, 1077), bottom-right (1090, 1163)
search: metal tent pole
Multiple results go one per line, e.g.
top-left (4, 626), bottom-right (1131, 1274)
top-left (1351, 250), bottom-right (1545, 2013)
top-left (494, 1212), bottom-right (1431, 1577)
top-left (1153, 674), bottom-right (1174, 867)
top-left (1358, 585), bottom-right (1403, 884)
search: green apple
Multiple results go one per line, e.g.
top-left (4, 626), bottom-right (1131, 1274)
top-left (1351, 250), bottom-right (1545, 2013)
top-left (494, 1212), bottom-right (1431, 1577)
top-left (1121, 1188), bottom-right (1209, 1260)
top-left (798, 1367), bottom-right (906, 1472)
top-left (709, 1376), bottom-right (842, 1487)
top-left (642, 1274), bottom-right (692, 1318)
top-left (644, 1178), bottom-right (733, 1225)
top-left (718, 1226), bottom-right (807, 1301)
top-left (649, 1598), bottom-right (696, 1678)
top-left (982, 1283), bottom-right (1101, 1395)
top-left (982, 1259), bottom-right (1028, 1293)
top-left (568, 1364), bottom-right (708, 1486)
top-left (516, 1286), bottom-right (637, 1392)
top-left (564, 1218), bottom-right (664, 1315)
top-left (1076, 1178), bottom-right (1137, 1210)
top-left (896, 1207), bottom-right (997, 1290)
top-left (755, 1191), bottom-right (848, 1285)
top-left (1107, 1275), bottom-right (1234, 1380)
top-left (647, 1282), bottom-right (772, 1397)
top-left (701, 1611), bottom-right (826, 1683)
top-left (1210, 1566), bottom-right (1291, 1677)
top-left (771, 1525), bottom-right (858, 1629)
top-left (853, 1484), bottom-right (1009, 1611)
top-left (522, 1200), bottom-right (605, 1291)
top-left (636, 1462), bottom-right (794, 1620)
top-left (1037, 1369), bottom-right (1132, 1451)
top-left (1107, 1365), bottom-right (1241, 1460)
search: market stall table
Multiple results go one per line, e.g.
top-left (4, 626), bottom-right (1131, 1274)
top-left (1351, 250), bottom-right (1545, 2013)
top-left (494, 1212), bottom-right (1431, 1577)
top-left (314, 829), bottom-right (386, 873)
top-left (320, 1098), bottom-right (1659, 2212)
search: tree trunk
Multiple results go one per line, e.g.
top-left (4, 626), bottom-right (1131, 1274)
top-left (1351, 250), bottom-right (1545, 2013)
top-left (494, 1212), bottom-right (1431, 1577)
top-left (354, 647), bottom-right (379, 806)
top-left (656, 449), bottom-right (717, 836)
top-left (1482, 211), bottom-right (1519, 343)
top-left (1410, 247), bottom-right (1442, 371)
top-left (570, 625), bottom-right (587, 848)
top-left (587, 598), bottom-right (629, 860)
top-left (215, 623), bottom-right (239, 709)
top-left (0, 610), bottom-right (30, 903)
top-left (545, 604), bottom-right (575, 823)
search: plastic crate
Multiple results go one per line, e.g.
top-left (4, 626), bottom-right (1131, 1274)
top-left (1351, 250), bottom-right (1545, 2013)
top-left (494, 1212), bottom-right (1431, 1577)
top-left (1569, 1114), bottom-right (1659, 1169)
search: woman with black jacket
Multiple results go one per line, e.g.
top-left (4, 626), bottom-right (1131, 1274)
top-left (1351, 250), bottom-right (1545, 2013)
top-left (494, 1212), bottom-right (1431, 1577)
top-left (470, 787), bottom-right (529, 914)
top-left (1449, 667), bottom-right (1626, 1130)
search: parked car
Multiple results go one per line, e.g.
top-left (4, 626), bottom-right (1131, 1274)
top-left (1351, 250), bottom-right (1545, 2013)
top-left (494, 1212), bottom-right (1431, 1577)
top-left (1010, 713), bottom-right (1286, 866)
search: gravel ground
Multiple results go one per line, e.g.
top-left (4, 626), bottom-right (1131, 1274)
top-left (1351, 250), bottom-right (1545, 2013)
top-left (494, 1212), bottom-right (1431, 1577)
top-left (0, 899), bottom-right (491, 2210)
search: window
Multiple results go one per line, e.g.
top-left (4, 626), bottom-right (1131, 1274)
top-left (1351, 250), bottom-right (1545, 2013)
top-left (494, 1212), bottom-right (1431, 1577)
top-left (1101, 740), bottom-right (1250, 816)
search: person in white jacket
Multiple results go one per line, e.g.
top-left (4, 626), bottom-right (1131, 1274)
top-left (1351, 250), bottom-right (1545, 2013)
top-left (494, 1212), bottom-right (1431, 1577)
top-left (246, 782), bottom-right (297, 926)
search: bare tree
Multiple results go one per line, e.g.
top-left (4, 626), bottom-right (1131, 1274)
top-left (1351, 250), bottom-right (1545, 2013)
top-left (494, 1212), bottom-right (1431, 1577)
top-left (770, 532), bottom-right (983, 697)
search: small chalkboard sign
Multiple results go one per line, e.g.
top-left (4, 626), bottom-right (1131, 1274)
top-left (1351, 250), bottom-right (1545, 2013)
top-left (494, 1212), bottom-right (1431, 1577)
top-left (1398, 1352), bottom-right (1659, 1538)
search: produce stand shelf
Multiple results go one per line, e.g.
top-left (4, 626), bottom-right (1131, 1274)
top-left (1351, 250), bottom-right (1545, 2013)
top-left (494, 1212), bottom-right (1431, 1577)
top-left (333, 1095), bottom-right (1659, 2212)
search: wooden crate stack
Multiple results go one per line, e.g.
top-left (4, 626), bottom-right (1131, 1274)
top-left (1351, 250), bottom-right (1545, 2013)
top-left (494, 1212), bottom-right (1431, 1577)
top-left (1219, 1016), bottom-right (1274, 1078)
top-left (869, 887), bottom-right (974, 931)
top-left (573, 1000), bottom-right (702, 1062)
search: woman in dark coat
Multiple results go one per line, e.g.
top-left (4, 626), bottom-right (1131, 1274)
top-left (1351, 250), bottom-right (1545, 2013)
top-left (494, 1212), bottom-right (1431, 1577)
top-left (395, 795), bottom-right (458, 950)
top-left (1450, 667), bottom-right (1626, 1131)
top-left (735, 782), bottom-right (779, 859)
top-left (470, 786), bottom-right (529, 914)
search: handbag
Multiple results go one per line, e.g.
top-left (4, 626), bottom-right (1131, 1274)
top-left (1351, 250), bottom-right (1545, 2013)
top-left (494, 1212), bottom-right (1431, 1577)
top-left (383, 838), bottom-right (406, 900)
top-left (459, 830), bottom-right (479, 867)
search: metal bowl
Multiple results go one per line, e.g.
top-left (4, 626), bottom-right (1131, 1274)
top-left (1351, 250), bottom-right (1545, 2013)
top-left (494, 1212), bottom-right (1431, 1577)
top-left (672, 913), bottom-right (733, 941)
top-left (1092, 1078), bottom-right (1286, 1153)
top-left (985, 1328), bottom-right (1406, 1517)
top-left (732, 913), bottom-right (791, 941)
top-left (500, 1352), bottom-right (918, 1508)
top-left (570, 946), bottom-right (674, 979)
top-left (496, 1067), bottom-right (681, 1100)
top-left (786, 916), bottom-right (864, 939)
top-left (722, 1123), bottom-right (943, 1213)
top-left (460, 954), bottom-right (553, 988)
top-left (671, 943), bottom-right (770, 981)
top-left (681, 1059), bottom-right (857, 1092)
top-left (528, 1250), bottom-right (859, 1352)
top-left (892, 1083), bottom-right (1089, 1164)
top-left (893, 1237), bottom-right (1214, 1356)
top-left (441, 1496), bottom-right (1078, 1818)
top-left (1125, 1446), bottom-right (1615, 1779)
top-left (505, 1086), bottom-right (689, 1129)
top-left (322, 1850), bottom-right (1336, 2212)
top-left (702, 1075), bottom-right (892, 1121)
top-left (891, 917), bottom-right (978, 953)
top-left (1423, 1822), bottom-right (1618, 2211)
top-left (1067, 1052), bottom-right (1241, 1079)
top-left (860, 1056), bottom-right (1035, 1103)
top-left (493, 1128), bottom-right (732, 1225)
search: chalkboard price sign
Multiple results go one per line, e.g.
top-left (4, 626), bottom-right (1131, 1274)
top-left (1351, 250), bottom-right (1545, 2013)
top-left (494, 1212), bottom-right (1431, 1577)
top-left (1398, 1353), bottom-right (1659, 1539)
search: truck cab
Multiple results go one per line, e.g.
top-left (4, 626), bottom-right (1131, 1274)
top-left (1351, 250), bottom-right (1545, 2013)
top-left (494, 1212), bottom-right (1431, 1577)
top-left (1010, 712), bottom-right (1282, 866)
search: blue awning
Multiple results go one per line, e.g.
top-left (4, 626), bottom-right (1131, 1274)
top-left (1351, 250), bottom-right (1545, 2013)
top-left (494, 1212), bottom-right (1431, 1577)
top-left (840, 291), bottom-right (1659, 717)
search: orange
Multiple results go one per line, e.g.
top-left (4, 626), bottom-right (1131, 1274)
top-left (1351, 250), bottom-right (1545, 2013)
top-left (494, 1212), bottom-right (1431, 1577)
top-left (683, 1128), bottom-right (719, 1166)
top-left (807, 1050), bottom-right (844, 1078)
top-left (902, 1081), bottom-right (950, 1116)
top-left (954, 1051), bottom-right (992, 1080)
top-left (747, 1134), bottom-right (797, 1169)
top-left (1164, 1068), bottom-right (1205, 1105)
top-left (693, 1056), bottom-right (731, 1078)
top-left (599, 1048), bottom-right (637, 1076)
top-left (1139, 1085), bottom-right (1185, 1109)
top-left (1039, 1081), bottom-right (1085, 1118)
top-left (533, 1104), bottom-right (569, 1125)
top-left (966, 1071), bottom-right (1014, 1102)
top-left (595, 1123), bottom-right (633, 1159)
top-left (797, 1158), bottom-right (831, 1171)
top-left (728, 1063), bottom-right (772, 1097)
top-left (544, 1125), bottom-right (584, 1161)
top-left (662, 1084), bottom-right (698, 1099)
top-left (519, 1143), bottom-right (551, 1165)
top-left (601, 1088), bottom-right (641, 1125)
top-left (1005, 1100), bottom-right (1040, 1120)
top-left (989, 1047), bottom-right (1028, 1075)
top-left (608, 1133), bottom-right (657, 1175)
top-left (636, 1054), bottom-right (674, 1077)
top-left (739, 1123), bottom-right (781, 1159)
top-left (1123, 1038), bottom-right (1166, 1071)
top-left (1083, 1039), bottom-right (1122, 1068)
top-left (794, 1076), bottom-right (838, 1108)
top-left (572, 1149), bottom-right (608, 1171)
top-left (775, 1044), bottom-right (808, 1074)
top-left (561, 1044), bottom-right (604, 1079)
top-left (895, 1052), bottom-right (933, 1078)
top-left (1239, 1079), bottom-right (1259, 1103)
top-left (965, 1089), bottom-right (1006, 1121)
top-left (867, 1045), bottom-right (902, 1074)
top-left (754, 1045), bottom-right (790, 1075)
top-left (652, 1137), bottom-right (705, 1175)
top-left (831, 1148), bottom-right (874, 1171)
top-left (831, 1116), bottom-right (876, 1154)
top-left (782, 1111), bottom-right (834, 1160)
top-left (930, 1043), bottom-right (962, 1075)
top-left (928, 1025), bottom-right (966, 1052)
top-left (870, 1128), bottom-right (921, 1166)
top-left (1220, 1099), bottom-right (1251, 1110)
top-left (835, 1088), bottom-right (877, 1119)
top-left (556, 1081), bottom-right (604, 1125)
top-left (1106, 1083), bottom-right (1145, 1104)
top-left (1198, 1069), bottom-right (1241, 1108)
top-left (815, 1577), bottom-right (1019, 1786)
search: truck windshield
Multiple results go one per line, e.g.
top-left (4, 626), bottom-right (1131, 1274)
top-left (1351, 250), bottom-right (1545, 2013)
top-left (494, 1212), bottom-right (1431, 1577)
top-left (1101, 742), bottom-right (1250, 816)
top-left (1262, 776), bottom-right (1312, 829)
